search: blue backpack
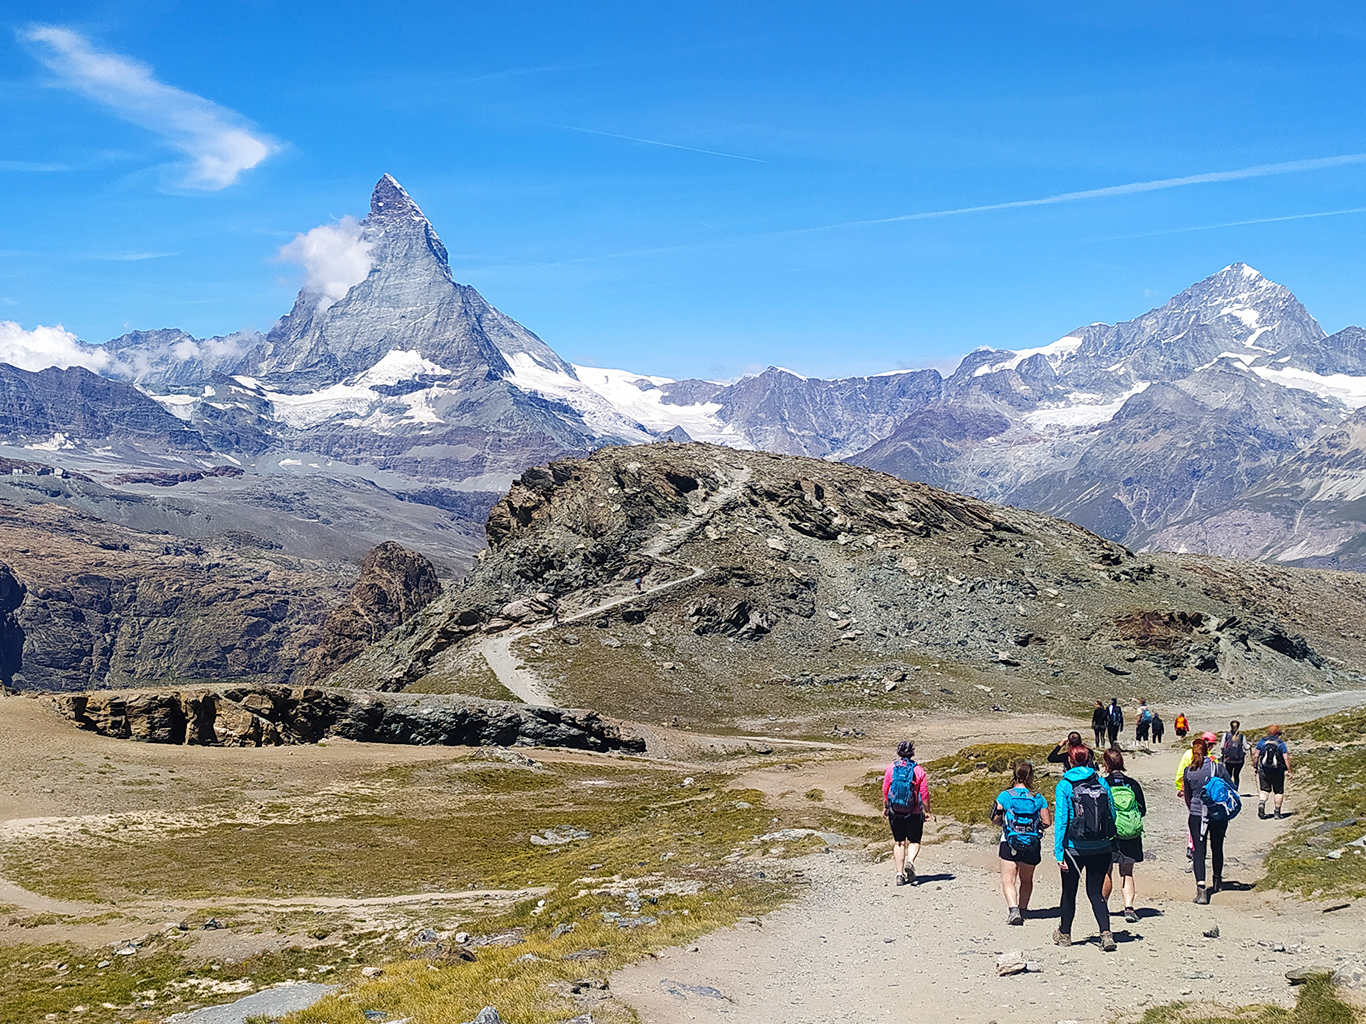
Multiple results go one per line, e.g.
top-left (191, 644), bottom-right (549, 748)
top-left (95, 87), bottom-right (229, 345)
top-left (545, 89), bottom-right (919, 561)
top-left (1204, 774), bottom-right (1241, 822)
top-left (887, 759), bottom-right (922, 817)
top-left (1000, 789), bottom-right (1041, 852)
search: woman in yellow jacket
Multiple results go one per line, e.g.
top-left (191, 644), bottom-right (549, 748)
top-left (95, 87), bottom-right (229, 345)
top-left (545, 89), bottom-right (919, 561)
top-left (1175, 732), bottom-right (1220, 864)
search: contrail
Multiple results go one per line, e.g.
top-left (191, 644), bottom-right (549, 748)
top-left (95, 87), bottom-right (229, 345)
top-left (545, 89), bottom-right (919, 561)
top-left (562, 125), bottom-right (766, 163)
top-left (790, 153), bottom-right (1366, 234)
top-left (1100, 205), bottom-right (1366, 241)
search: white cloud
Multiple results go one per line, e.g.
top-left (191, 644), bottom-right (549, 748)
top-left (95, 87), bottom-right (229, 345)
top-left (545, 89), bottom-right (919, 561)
top-left (278, 216), bottom-right (375, 312)
top-left (0, 322), bottom-right (111, 373)
top-left (21, 25), bottom-right (276, 190)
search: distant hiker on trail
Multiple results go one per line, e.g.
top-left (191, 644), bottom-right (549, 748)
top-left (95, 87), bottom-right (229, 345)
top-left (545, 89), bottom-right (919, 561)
top-left (1048, 731), bottom-right (1086, 765)
top-left (1183, 736), bottom-right (1237, 904)
top-left (992, 760), bottom-right (1052, 926)
top-left (1106, 698), bottom-right (1124, 747)
top-left (635, 576), bottom-right (643, 593)
top-left (1254, 725), bottom-right (1292, 819)
top-left (1099, 747), bottom-right (1146, 924)
top-left (1135, 699), bottom-right (1152, 745)
top-left (1150, 710), bottom-right (1165, 745)
top-left (882, 740), bottom-right (930, 885)
top-left (1174, 713), bottom-right (1189, 738)
top-left (1220, 720), bottom-right (1248, 790)
top-left (1053, 745), bottom-right (1117, 952)
top-left (1091, 701), bottom-right (1107, 748)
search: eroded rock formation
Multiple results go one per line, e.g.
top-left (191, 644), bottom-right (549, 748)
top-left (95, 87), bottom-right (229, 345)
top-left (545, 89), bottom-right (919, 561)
top-left (51, 685), bottom-right (644, 752)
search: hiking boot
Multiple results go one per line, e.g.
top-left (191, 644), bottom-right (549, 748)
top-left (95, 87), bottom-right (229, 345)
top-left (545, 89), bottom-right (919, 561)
top-left (1210, 879), bottom-right (1221, 895)
top-left (904, 864), bottom-right (916, 884)
top-left (895, 874), bottom-right (906, 886)
top-left (1052, 929), bottom-right (1071, 947)
top-left (1100, 931), bottom-right (1117, 952)
top-left (1123, 907), bottom-right (1139, 924)
top-left (1006, 907), bottom-right (1023, 926)
top-left (1258, 802), bottom-right (1267, 819)
top-left (1194, 886), bottom-right (1210, 905)
top-left (1275, 808), bottom-right (1284, 819)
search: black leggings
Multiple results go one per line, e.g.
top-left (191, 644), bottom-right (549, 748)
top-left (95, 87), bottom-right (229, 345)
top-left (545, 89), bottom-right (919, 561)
top-left (1189, 814), bottom-right (1227, 886)
top-left (1226, 762), bottom-right (1243, 788)
top-left (1060, 850), bottom-right (1111, 935)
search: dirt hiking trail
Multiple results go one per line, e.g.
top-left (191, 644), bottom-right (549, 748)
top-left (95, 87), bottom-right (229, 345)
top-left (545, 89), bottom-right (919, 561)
top-left (616, 697), bottom-right (1366, 1024)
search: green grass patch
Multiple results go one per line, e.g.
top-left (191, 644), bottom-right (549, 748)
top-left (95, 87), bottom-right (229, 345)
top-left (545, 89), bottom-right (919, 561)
top-left (1134, 973), bottom-right (1361, 1024)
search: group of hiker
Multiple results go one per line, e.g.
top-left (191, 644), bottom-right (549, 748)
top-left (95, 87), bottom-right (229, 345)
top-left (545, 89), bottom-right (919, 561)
top-left (881, 712), bottom-right (1294, 952)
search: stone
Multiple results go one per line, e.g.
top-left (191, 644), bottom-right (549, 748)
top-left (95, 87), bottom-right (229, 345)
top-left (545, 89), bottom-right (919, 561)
top-left (1203, 925), bottom-right (1219, 938)
top-left (996, 949), bottom-right (1028, 975)
top-left (1286, 966), bottom-right (1336, 985)
top-left (415, 928), bottom-right (439, 944)
top-left (361, 966), bottom-right (385, 978)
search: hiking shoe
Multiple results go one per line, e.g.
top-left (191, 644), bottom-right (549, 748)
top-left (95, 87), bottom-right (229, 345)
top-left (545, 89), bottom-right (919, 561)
top-left (1258, 802), bottom-right (1267, 819)
top-left (1100, 931), bottom-right (1117, 952)
top-left (1194, 887), bottom-right (1210, 905)
top-left (904, 864), bottom-right (916, 884)
top-left (1275, 808), bottom-right (1284, 819)
top-left (1007, 907), bottom-right (1023, 926)
top-left (895, 875), bottom-right (906, 886)
top-left (1052, 929), bottom-right (1071, 947)
top-left (1210, 880), bottom-right (1221, 895)
top-left (1124, 907), bottom-right (1139, 924)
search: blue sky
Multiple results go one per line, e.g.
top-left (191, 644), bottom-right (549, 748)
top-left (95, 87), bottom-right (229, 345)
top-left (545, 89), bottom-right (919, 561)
top-left (3, 1), bottom-right (1366, 380)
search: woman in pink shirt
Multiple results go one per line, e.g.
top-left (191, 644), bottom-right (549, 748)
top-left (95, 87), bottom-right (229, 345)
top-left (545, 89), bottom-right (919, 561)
top-left (882, 740), bottom-right (931, 884)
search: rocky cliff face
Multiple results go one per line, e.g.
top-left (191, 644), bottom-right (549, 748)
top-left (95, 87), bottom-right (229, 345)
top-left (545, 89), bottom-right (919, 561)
top-left (51, 685), bottom-right (645, 752)
top-left (307, 541), bottom-right (442, 681)
top-left (336, 444), bottom-right (1366, 726)
top-left (0, 500), bottom-right (355, 692)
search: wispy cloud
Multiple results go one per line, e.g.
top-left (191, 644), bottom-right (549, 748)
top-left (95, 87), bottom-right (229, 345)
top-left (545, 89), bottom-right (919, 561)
top-left (278, 216), bottom-right (375, 312)
top-left (20, 25), bottom-right (277, 190)
top-left (0, 159), bottom-right (70, 172)
top-left (561, 125), bottom-right (766, 163)
top-left (793, 154), bottom-right (1366, 234)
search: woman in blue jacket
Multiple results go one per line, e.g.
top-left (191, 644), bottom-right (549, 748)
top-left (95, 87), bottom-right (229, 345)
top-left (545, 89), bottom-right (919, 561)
top-left (1053, 745), bottom-right (1117, 952)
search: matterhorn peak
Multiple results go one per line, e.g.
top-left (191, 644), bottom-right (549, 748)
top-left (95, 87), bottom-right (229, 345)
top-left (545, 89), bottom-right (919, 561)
top-left (370, 173), bottom-right (425, 220)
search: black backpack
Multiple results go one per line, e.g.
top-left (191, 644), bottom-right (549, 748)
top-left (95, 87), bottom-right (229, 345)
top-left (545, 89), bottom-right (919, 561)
top-left (1261, 739), bottom-right (1286, 772)
top-left (1068, 773), bottom-right (1115, 846)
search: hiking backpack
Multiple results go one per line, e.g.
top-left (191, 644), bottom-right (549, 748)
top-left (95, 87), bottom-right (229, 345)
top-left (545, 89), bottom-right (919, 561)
top-left (1111, 780), bottom-right (1143, 839)
top-left (1222, 732), bottom-right (1246, 764)
top-left (887, 759), bottom-right (923, 817)
top-left (1260, 739), bottom-right (1287, 772)
top-left (1108, 704), bottom-right (1123, 729)
top-left (1001, 790), bottom-right (1041, 852)
top-left (1203, 774), bottom-right (1242, 822)
top-left (1067, 773), bottom-right (1115, 846)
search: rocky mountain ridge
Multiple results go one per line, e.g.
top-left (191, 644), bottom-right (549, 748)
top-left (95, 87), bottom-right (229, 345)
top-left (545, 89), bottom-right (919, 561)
top-left (330, 444), bottom-right (1366, 730)
top-left (8, 175), bottom-right (1366, 568)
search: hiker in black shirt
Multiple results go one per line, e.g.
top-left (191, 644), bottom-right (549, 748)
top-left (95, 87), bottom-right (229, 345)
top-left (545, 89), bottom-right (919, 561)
top-left (1090, 702), bottom-right (1107, 748)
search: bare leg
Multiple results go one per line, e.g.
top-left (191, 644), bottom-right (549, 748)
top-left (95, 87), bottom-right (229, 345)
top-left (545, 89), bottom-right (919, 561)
top-left (1122, 869), bottom-right (1136, 909)
top-left (1017, 863), bottom-right (1036, 911)
top-left (1000, 859), bottom-right (1018, 907)
top-left (907, 842), bottom-right (921, 870)
top-left (892, 840), bottom-right (907, 878)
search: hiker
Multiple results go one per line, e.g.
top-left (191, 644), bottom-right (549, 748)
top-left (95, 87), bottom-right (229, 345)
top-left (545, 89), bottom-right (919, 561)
top-left (992, 760), bottom-right (1052, 926)
top-left (1254, 725), bottom-right (1293, 819)
top-left (1174, 712), bottom-right (1189, 738)
top-left (1150, 710), bottom-right (1165, 745)
top-left (1047, 730), bottom-right (1086, 765)
top-left (1053, 745), bottom-right (1117, 952)
top-left (635, 576), bottom-right (643, 593)
top-left (1183, 736), bottom-right (1236, 903)
top-left (882, 740), bottom-right (930, 885)
top-left (1175, 733), bottom-right (1222, 867)
top-left (1135, 699), bottom-right (1152, 745)
top-left (1099, 747), bottom-right (1146, 924)
top-left (1220, 720), bottom-right (1248, 789)
top-left (1106, 698), bottom-right (1124, 747)
top-left (1090, 701), bottom-right (1107, 748)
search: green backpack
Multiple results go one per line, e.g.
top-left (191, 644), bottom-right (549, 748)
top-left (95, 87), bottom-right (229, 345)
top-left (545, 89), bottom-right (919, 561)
top-left (1112, 781), bottom-right (1142, 839)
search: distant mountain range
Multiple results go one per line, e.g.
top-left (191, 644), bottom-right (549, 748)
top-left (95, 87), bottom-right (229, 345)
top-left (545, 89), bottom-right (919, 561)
top-left (6, 174), bottom-right (1366, 570)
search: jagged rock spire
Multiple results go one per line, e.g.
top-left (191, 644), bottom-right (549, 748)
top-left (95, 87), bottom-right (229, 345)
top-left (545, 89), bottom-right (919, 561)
top-left (370, 173), bottom-right (425, 220)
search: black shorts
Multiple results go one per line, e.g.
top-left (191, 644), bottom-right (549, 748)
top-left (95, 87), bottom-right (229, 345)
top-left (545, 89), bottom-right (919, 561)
top-left (998, 840), bottom-right (1042, 866)
top-left (1112, 836), bottom-right (1144, 864)
top-left (889, 814), bottom-right (924, 843)
top-left (1260, 768), bottom-right (1286, 795)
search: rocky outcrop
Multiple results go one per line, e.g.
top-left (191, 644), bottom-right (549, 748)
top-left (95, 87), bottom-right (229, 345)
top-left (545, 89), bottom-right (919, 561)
top-left (51, 685), bottom-right (645, 752)
top-left (308, 541), bottom-right (443, 681)
top-left (0, 560), bottom-right (24, 688)
top-left (0, 500), bottom-right (353, 692)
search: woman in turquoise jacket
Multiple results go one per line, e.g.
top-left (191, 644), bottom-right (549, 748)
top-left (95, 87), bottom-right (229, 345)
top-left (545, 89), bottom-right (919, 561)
top-left (1053, 745), bottom-right (1117, 952)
